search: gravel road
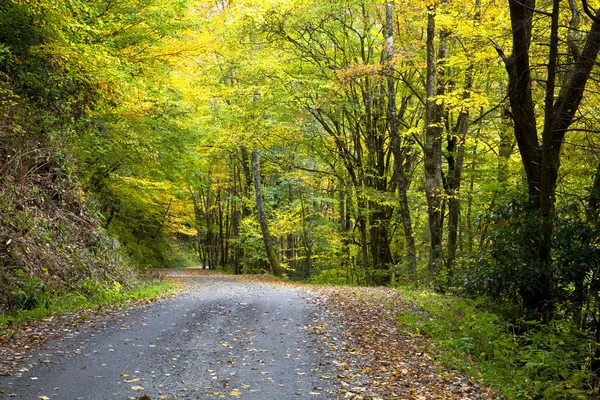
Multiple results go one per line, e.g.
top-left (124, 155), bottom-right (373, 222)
top-left (0, 271), bottom-right (337, 399)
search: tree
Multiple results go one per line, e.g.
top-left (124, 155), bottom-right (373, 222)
top-left (252, 149), bottom-right (282, 276)
top-left (386, 1), bottom-right (418, 279)
top-left (423, 2), bottom-right (444, 279)
top-left (494, 0), bottom-right (600, 317)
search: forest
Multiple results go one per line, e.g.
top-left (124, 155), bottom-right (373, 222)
top-left (2, 0), bottom-right (600, 397)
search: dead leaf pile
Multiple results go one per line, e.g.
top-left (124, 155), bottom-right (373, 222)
top-left (309, 286), bottom-right (495, 399)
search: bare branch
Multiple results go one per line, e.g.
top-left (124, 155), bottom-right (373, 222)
top-left (582, 0), bottom-right (600, 23)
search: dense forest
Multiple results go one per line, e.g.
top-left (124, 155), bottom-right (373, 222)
top-left (3, 0), bottom-right (600, 397)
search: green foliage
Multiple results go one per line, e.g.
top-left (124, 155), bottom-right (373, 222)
top-left (464, 189), bottom-right (600, 334)
top-left (237, 218), bottom-right (269, 273)
top-left (7, 273), bottom-right (47, 312)
top-left (309, 268), bottom-right (360, 286)
top-left (463, 189), bottom-right (541, 303)
top-left (0, 276), bottom-right (174, 333)
top-left (2, 0), bottom-right (600, 395)
top-left (397, 290), bottom-right (595, 399)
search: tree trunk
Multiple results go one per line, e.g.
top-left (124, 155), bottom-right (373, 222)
top-left (504, 0), bottom-right (541, 211)
top-left (216, 189), bottom-right (224, 267)
top-left (501, 0), bottom-right (600, 317)
top-left (588, 163), bottom-right (600, 219)
top-left (232, 158), bottom-right (243, 274)
top-left (252, 150), bottom-right (281, 277)
top-left (424, 4), bottom-right (444, 279)
top-left (300, 194), bottom-right (313, 278)
top-left (446, 67), bottom-right (473, 284)
top-left (153, 198), bottom-right (172, 239)
top-left (386, 1), bottom-right (417, 279)
top-left (339, 189), bottom-right (346, 232)
top-left (497, 106), bottom-right (515, 187)
top-left (356, 195), bottom-right (370, 285)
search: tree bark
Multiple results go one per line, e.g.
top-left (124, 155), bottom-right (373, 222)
top-left (446, 68), bottom-right (472, 283)
top-left (231, 159), bottom-right (242, 274)
top-left (504, 0), bottom-right (541, 210)
top-left (386, 1), bottom-right (418, 279)
top-left (588, 163), bottom-right (600, 219)
top-left (501, 0), bottom-right (600, 317)
top-left (424, 4), bottom-right (444, 279)
top-left (252, 150), bottom-right (282, 277)
top-left (153, 198), bottom-right (172, 239)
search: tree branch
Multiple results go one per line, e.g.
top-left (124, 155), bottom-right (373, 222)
top-left (582, 0), bottom-right (600, 23)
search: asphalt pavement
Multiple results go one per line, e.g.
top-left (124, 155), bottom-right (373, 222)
top-left (0, 272), bottom-right (337, 399)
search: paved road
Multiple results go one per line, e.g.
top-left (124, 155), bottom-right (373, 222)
top-left (0, 272), bottom-right (336, 399)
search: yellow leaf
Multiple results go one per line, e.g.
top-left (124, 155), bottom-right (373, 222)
top-left (230, 390), bottom-right (241, 397)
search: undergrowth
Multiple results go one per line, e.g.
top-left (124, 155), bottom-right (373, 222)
top-left (0, 68), bottom-right (176, 326)
top-left (0, 278), bottom-right (175, 333)
top-left (397, 289), bottom-right (595, 399)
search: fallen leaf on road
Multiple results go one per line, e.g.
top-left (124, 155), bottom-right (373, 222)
top-left (131, 385), bottom-right (144, 391)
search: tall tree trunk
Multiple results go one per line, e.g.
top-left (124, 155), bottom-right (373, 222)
top-left (446, 68), bottom-right (473, 284)
top-left (588, 162), bottom-right (600, 220)
top-left (499, 0), bottom-right (600, 317)
top-left (300, 194), bottom-right (313, 278)
top-left (231, 158), bottom-right (243, 274)
top-left (504, 0), bottom-right (541, 211)
top-left (339, 189), bottom-right (346, 232)
top-left (386, 1), bottom-right (417, 279)
top-left (466, 143), bottom-right (478, 254)
top-left (252, 150), bottom-right (282, 277)
top-left (153, 198), bottom-right (172, 239)
top-left (424, 4), bottom-right (444, 279)
top-left (231, 205), bottom-right (241, 274)
top-left (217, 189), bottom-right (226, 268)
top-left (497, 105), bottom-right (515, 187)
top-left (356, 195), bottom-right (370, 285)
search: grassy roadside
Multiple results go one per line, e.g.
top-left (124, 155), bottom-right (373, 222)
top-left (396, 289), bottom-right (593, 399)
top-left (0, 278), bottom-right (177, 334)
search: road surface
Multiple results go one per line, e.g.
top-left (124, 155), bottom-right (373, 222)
top-left (0, 271), bottom-right (336, 399)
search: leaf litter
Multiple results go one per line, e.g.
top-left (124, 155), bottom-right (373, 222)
top-left (308, 286), bottom-right (495, 399)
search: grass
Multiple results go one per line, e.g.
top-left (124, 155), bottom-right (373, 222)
top-left (0, 278), bottom-right (176, 333)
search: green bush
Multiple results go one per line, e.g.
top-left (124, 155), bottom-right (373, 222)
top-left (8, 276), bottom-right (47, 311)
top-left (1, 275), bottom-right (174, 334)
top-left (310, 267), bottom-right (358, 286)
top-left (397, 289), bottom-right (595, 399)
